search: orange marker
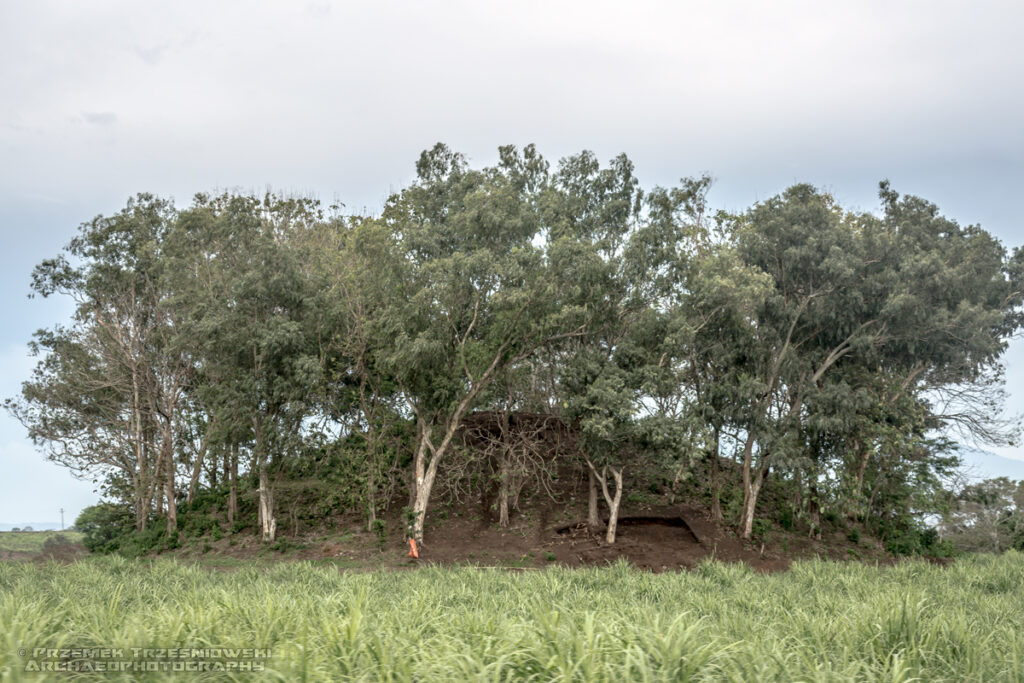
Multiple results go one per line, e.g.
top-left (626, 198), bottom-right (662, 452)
top-left (407, 538), bottom-right (419, 558)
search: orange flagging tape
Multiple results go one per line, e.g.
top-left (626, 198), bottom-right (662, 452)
top-left (408, 538), bottom-right (419, 558)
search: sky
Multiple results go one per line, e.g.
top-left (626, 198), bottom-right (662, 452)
top-left (2, 0), bottom-right (1024, 524)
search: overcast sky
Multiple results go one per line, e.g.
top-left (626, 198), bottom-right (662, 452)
top-left (2, 0), bottom-right (1024, 524)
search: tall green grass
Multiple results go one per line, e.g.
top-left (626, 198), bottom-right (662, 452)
top-left (1, 552), bottom-right (1021, 681)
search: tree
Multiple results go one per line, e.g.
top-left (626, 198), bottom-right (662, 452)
top-left (301, 214), bottom-right (408, 531)
top-left (379, 144), bottom-right (577, 544)
top-left (944, 477), bottom-right (1024, 552)
top-left (724, 182), bottom-right (1023, 538)
top-left (8, 195), bottom-right (183, 532)
top-left (166, 193), bottom-right (321, 542)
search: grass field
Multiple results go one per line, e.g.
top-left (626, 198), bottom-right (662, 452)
top-left (1, 552), bottom-right (1021, 681)
top-left (0, 531), bottom-right (84, 553)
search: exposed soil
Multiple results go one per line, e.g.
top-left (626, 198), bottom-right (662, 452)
top-left (164, 491), bottom-right (892, 573)
top-left (2, 457), bottom-right (898, 572)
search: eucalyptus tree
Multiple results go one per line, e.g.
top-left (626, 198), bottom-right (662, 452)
top-left (166, 193), bottom-right (322, 542)
top-left (7, 195), bottom-right (186, 532)
top-left (300, 214), bottom-right (407, 531)
top-left (541, 151), bottom-right (643, 542)
top-left (726, 186), bottom-right (913, 538)
top-left (723, 182), bottom-right (1024, 539)
top-left (379, 144), bottom-right (578, 544)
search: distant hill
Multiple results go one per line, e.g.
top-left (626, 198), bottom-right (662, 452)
top-left (0, 522), bottom-right (64, 531)
top-left (956, 447), bottom-right (1024, 482)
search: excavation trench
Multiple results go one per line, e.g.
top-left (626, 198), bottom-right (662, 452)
top-left (555, 516), bottom-right (701, 545)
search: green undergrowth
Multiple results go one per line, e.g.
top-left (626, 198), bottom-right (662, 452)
top-left (1, 552), bottom-right (1021, 681)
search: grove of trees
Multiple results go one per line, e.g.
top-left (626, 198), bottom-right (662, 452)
top-left (8, 144), bottom-right (1024, 553)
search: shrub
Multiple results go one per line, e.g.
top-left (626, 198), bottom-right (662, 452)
top-left (75, 503), bottom-right (133, 553)
top-left (751, 518), bottom-right (772, 540)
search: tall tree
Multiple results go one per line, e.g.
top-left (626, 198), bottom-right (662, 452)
top-left (380, 144), bottom-right (575, 544)
top-left (167, 193), bottom-right (321, 542)
top-left (8, 195), bottom-right (182, 532)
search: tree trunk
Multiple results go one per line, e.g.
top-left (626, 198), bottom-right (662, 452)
top-left (709, 426), bottom-right (723, 522)
top-left (740, 464), bottom-right (768, 540)
top-left (132, 368), bottom-right (147, 531)
top-left (808, 478), bottom-right (822, 540)
top-left (849, 444), bottom-right (871, 519)
top-left (587, 468), bottom-right (601, 530)
top-left (366, 454), bottom-right (377, 532)
top-left (497, 451), bottom-right (511, 527)
top-left (587, 460), bottom-right (624, 544)
top-left (496, 407), bottom-right (513, 527)
top-left (153, 443), bottom-right (165, 518)
top-left (135, 490), bottom-right (148, 532)
top-left (258, 458), bottom-right (276, 542)
top-left (163, 437), bottom-right (177, 535)
top-left (161, 425), bottom-right (178, 534)
top-left (165, 474), bottom-right (177, 535)
top-left (227, 446), bottom-right (238, 526)
top-left (410, 434), bottom-right (437, 544)
top-left (739, 432), bottom-right (755, 535)
top-left (603, 467), bottom-right (623, 544)
top-left (408, 403), bottom-right (476, 544)
top-left (186, 438), bottom-right (207, 505)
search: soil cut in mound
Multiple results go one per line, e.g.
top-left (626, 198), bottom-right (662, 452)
top-left (552, 516), bottom-right (704, 571)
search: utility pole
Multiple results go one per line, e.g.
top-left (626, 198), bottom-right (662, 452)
top-left (60, 508), bottom-right (64, 531)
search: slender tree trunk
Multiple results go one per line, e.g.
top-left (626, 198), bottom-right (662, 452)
top-left (808, 476), bottom-right (822, 539)
top-left (410, 433), bottom-right (439, 543)
top-left (738, 433), bottom-right (772, 539)
top-left (587, 467), bottom-right (601, 530)
top-left (165, 472), bottom-right (177, 535)
top-left (160, 423), bottom-right (178, 534)
top-left (709, 426), bottom-right (723, 522)
top-left (360, 376), bottom-right (378, 533)
top-left (134, 487), bottom-right (147, 533)
top-left (739, 432), bottom-right (755, 534)
top-left (849, 444), bottom-right (871, 519)
top-left (187, 440), bottom-right (207, 504)
top-left (497, 409), bottom-right (512, 527)
top-left (153, 443), bottom-right (165, 518)
top-left (587, 460), bottom-right (624, 544)
top-left (227, 446), bottom-right (238, 526)
top-left (366, 452), bottom-right (377, 532)
top-left (740, 465), bottom-right (768, 540)
top-left (258, 457), bottom-right (276, 542)
top-left (498, 452), bottom-right (511, 527)
top-left (603, 467), bottom-right (623, 544)
top-left (408, 399), bottom-right (478, 543)
top-left (132, 369), bottom-right (147, 531)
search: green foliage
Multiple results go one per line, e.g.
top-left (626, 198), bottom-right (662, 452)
top-left (371, 519), bottom-right (387, 551)
top-left (11, 145), bottom-right (1024, 550)
top-left (751, 518), bottom-right (772, 540)
top-left (266, 537), bottom-right (308, 554)
top-left (75, 503), bottom-right (134, 553)
top-left (885, 527), bottom-right (954, 558)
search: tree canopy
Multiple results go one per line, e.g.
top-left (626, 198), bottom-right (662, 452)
top-left (8, 144), bottom-right (1023, 552)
